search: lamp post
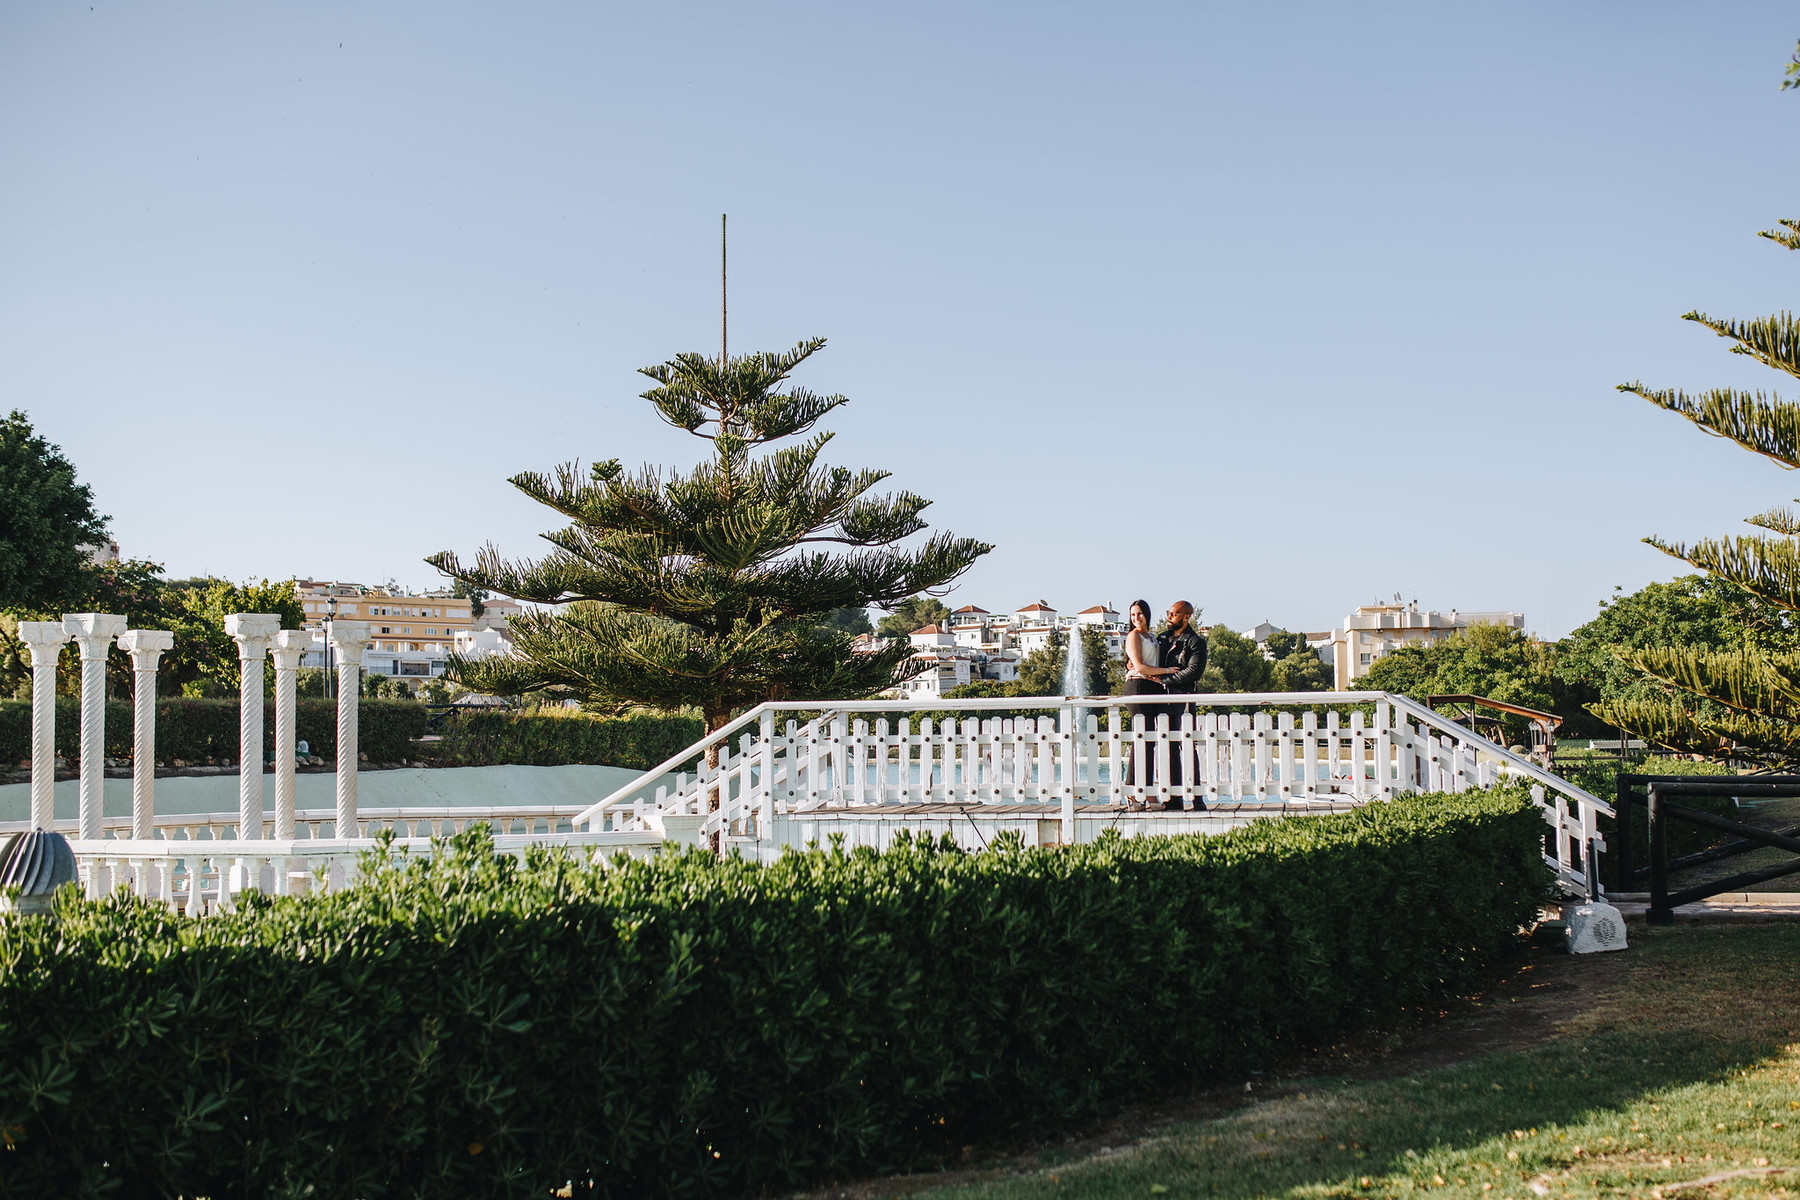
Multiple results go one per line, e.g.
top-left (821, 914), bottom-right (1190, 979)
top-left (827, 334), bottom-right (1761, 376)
top-left (324, 593), bottom-right (338, 701)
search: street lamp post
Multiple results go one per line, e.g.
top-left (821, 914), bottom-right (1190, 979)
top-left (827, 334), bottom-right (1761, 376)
top-left (324, 593), bottom-right (338, 701)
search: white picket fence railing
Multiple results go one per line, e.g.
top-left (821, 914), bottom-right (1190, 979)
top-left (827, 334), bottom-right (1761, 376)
top-left (575, 692), bottom-right (1613, 896)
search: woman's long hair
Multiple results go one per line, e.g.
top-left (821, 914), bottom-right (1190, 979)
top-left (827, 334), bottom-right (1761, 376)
top-left (1127, 599), bottom-right (1152, 643)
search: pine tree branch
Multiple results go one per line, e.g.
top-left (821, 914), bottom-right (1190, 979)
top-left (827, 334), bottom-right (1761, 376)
top-left (1622, 645), bottom-right (1800, 718)
top-left (1682, 310), bottom-right (1800, 380)
top-left (1746, 505), bottom-right (1800, 535)
top-left (1646, 532), bottom-right (1800, 610)
top-left (1618, 384), bottom-right (1800, 468)
top-left (1759, 218), bottom-right (1800, 250)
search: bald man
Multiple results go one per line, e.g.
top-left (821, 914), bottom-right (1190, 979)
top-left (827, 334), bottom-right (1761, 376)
top-left (1156, 601), bottom-right (1209, 805)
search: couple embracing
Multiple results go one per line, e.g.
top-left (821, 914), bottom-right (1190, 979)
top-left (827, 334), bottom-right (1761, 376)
top-left (1120, 599), bottom-right (1208, 793)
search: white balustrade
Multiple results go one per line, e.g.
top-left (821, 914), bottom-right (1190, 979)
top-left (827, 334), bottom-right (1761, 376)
top-left (64, 828), bottom-right (679, 910)
top-left (18, 615), bottom-right (1613, 909)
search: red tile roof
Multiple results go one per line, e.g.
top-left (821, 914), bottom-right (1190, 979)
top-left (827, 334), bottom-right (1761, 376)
top-left (1016, 601), bottom-right (1054, 612)
top-left (1077, 605), bottom-right (1113, 614)
top-left (911, 624), bottom-right (944, 635)
top-left (953, 605), bottom-right (989, 614)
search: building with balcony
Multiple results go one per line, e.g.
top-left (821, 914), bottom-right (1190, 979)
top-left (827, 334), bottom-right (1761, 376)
top-left (1325, 597), bottom-right (1525, 690)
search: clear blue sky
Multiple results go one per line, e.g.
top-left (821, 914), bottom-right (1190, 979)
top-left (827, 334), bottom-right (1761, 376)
top-left (4, 3), bottom-right (1796, 638)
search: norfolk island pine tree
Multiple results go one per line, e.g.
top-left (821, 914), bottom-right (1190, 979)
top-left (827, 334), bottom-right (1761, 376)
top-left (426, 337), bottom-right (992, 765)
top-left (1605, 212), bottom-right (1800, 760)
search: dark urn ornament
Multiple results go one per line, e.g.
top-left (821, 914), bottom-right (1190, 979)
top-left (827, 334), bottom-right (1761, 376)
top-left (0, 828), bottom-right (78, 917)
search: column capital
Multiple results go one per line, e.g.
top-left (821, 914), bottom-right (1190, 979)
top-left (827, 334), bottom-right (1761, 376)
top-left (117, 628), bottom-right (175, 671)
top-left (63, 613), bottom-right (128, 656)
top-left (327, 620), bottom-right (373, 662)
top-left (224, 613), bottom-right (283, 660)
top-left (270, 628), bottom-right (310, 670)
top-left (17, 621), bottom-right (71, 667)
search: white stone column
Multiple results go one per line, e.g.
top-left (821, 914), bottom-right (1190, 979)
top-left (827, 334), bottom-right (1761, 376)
top-left (269, 630), bottom-right (309, 841)
top-left (63, 613), bottom-right (128, 841)
top-left (327, 621), bottom-right (372, 836)
top-left (116, 630), bottom-right (174, 840)
top-left (224, 614), bottom-right (281, 840)
top-left (17, 622), bottom-right (71, 831)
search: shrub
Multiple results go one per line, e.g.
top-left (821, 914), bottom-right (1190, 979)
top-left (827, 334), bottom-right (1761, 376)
top-left (0, 786), bottom-right (1549, 1197)
top-left (427, 707), bottom-right (704, 771)
top-left (0, 698), bottom-right (427, 766)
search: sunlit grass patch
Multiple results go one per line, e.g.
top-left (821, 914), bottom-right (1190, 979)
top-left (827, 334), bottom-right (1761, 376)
top-left (917, 924), bottom-right (1800, 1200)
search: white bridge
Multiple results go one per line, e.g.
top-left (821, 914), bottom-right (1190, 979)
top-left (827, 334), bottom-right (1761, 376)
top-left (575, 693), bottom-right (1611, 897)
top-left (7, 613), bottom-right (1612, 914)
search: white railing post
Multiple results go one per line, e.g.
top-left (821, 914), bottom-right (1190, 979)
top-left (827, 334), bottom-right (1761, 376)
top-left (115, 629), bottom-right (173, 840)
top-left (270, 631), bottom-right (308, 842)
top-left (1059, 703), bottom-right (1077, 844)
top-left (63, 613), bottom-right (128, 841)
top-left (224, 614), bottom-right (281, 840)
top-left (327, 621), bottom-right (372, 836)
top-left (17, 621), bottom-right (71, 830)
top-left (758, 708), bottom-right (775, 845)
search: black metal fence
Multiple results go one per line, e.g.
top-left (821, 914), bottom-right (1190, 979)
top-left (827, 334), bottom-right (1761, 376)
top-left (1613, 773), bottom-right (1800, 924)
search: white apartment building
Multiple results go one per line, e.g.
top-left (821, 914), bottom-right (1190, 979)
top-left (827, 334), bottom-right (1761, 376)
top-left (1326, 597), bottom-right (1525, 690)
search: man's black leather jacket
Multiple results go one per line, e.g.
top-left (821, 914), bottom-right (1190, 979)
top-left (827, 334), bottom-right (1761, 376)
top-left (1157, 625), bottom-right (1208, 694)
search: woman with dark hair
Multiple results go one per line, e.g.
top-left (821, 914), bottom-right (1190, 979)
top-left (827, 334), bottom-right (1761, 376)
top-left (1121, 599), bottom-right (1165, 794)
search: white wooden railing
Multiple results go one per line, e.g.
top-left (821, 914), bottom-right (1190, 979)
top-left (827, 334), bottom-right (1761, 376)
top-left (574, 692), bottom-right (1613, 896)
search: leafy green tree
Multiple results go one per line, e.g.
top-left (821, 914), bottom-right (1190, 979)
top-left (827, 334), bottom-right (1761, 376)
top-left (158, 578), bottom-right (306, 697)
top-left (820, 606), bottom-right (873, 635)
top-left (427, 339), bottom-right (991, 735)
top-left (0, 410), bottom-right (110, 614)
top-left (1196, 625), bottom-right (1271, 693)
top-left (1013, 628), bottom-right (1067, 696)
top-left (1359, 624), bottom-right (1557, 741)
top-left (1605, 210), bottom-right (1800, 759)
top-left (450, 579), bottom-right (488, 619)
top-left (1272, 650), bottom-right (1331, 692)
top-left (876, 596), bottom-right (950, 639)
top-left (1263, 628), bottom-right (1309, 662)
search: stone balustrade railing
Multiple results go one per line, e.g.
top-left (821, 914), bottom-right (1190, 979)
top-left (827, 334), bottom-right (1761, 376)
top-left (67, 825), bottom-right (692, 915)
top-left (0, 805), bottom-right (592, 842)
top-left (16, 612), bottom-right (691, 913)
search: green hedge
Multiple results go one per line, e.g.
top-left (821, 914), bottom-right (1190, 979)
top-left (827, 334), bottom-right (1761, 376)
top-left (0, 699), bottom-right (427, 765)
top-left (427, 708), bottom-right (704, 771)
top-left (0, 786), bottom-right (1549, 1198)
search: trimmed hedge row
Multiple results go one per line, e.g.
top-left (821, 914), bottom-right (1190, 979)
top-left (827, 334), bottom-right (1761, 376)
top-left (0, 698), bottom-right (427, 765)
top-left (426, 708), bottom-right (705, 771)
top-left (0, 786), bottom-right (1550, 1198)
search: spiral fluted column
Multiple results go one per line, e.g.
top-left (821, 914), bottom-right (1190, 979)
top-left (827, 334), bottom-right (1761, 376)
top-left (17, 622), bottom-right (71, 831)
top-left (64, 613), bottom-right (127, 841)
top-left (116, 630), bottom-right (174, 841)
top-left (327, 621), bottom-right (372, 837)
top-left (224, 614), bottom-right (281, 841)
top-left (269, 630), bottom-right (309, 841)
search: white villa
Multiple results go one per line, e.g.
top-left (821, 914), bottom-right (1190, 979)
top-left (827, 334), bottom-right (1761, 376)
top-left (881, 602), bottom-right (1131, 698)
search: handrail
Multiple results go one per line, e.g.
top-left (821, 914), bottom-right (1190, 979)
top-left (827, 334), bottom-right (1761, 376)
top-left (571, 692), bottom-right (1397, 827)
top-left (571, 690), bottom-right (1599, 829)
top-left (1386, 694), bottom-right (1611, 816)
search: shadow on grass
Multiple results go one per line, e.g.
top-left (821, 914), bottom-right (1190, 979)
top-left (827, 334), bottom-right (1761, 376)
top-left (916, 924), bottom-right (1800, 1200)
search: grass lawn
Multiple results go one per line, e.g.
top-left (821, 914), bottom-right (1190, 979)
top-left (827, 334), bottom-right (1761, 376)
top-left (891, 924), bottom-right (1799, 1200)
